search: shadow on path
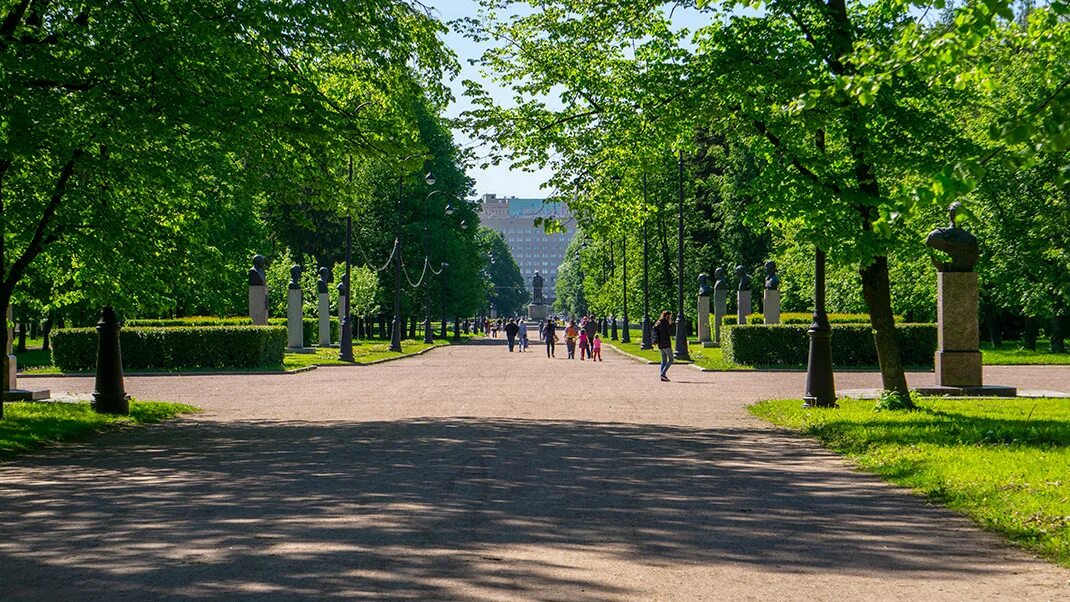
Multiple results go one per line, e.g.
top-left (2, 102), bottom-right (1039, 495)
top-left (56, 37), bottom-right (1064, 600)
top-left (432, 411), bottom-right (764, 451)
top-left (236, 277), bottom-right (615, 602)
top-left (0, 418), bottom-right (1041, 600)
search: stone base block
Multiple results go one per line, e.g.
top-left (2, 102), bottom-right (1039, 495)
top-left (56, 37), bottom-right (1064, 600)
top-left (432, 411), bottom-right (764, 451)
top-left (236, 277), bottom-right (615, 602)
top-left (702, 341), bottom-right (718, 348)
top-left (936, 350), bottom-right (982, 387)
top-left (528, 303), bottom-right (549, 321)
top-left (914, 385), bottom-right (1018, 398)
top-left (3, 388), bottom-right (51, 402)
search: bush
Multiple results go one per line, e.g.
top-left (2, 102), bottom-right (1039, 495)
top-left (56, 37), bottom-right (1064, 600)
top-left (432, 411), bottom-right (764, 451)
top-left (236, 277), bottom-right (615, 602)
top-left (721, 312), bottom-right (902, 326)
top-left (722, 323), bottom-right (936, 367)
top-left (128, 316), bottom-right (340, 346)
top-left (51, 326), bottom-right (286, 372)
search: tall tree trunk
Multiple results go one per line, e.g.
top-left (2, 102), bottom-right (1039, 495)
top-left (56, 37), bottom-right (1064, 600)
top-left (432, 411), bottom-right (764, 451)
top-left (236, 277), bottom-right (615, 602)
top-left (1051, 314), bottom-right (1066, 354)
top-left (983, 304), bottom-right (1003, 347)
top-left (16, 311), bottom-right (26, 353)
top-left (1022, 317), bottom-right (1038, 351)
top-left (859, 256), bottom-right (909, 396)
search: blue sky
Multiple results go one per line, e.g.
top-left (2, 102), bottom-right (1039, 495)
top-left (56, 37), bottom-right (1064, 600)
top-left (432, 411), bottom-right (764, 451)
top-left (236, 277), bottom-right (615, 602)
top-left (431, 1), bottom-right (708, 199)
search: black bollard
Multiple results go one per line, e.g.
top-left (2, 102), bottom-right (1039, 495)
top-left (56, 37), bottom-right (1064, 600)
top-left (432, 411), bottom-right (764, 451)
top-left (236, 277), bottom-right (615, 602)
top-left (611, 317), bottom-right (618, 341)
top-left (92, 306), bottom-right (130, 415)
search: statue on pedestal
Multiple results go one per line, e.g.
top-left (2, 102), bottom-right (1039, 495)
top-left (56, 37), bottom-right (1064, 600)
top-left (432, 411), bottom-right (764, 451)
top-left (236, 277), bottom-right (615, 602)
top-left (532, 271), bottom-right (545, 304)
top-left (289, 264), bottom-right (303, 289)
top-left (248, 254), bottom-right (267, 286)
top-left (764, 261), bottom-right (779, 290)
top-left (735, 265), bottom-right (751, 291)
top-left (925, 202), bottom-right (978, 272)
top-left (713, 267), bottom-right (727, 291)
top-left (698, 273), bottom-right (711, 296)
top-left (317, 267), bottom-right (330, 294)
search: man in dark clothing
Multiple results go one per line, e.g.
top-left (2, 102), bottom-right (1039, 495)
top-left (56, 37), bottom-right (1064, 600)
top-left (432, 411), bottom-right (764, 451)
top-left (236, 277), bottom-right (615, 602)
top-left (542, 319), bottom-right (557, 358)
top-left (584, 316), bottom-right (597, 341)
top-left (652, 310), bottom-right (674, 381)
top-left (505, 319), bottom-right (520, 352)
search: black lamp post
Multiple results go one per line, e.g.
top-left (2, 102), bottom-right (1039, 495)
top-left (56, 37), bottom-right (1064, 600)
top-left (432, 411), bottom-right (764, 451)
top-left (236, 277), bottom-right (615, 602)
top-left (391, 166), bottom-right (436, 352)
top-left (804, 247), bottom-right (837, 407)
top-left (621, 235), bottom-right (631, 343)
top-left (640, 173), bottom-right (653, 349)
top-left (674, 149), bottom-right (690, 361)
top-left (339, 157), bottom-right (355, 362)
top-left (423, 172), bottom-right (438, 345)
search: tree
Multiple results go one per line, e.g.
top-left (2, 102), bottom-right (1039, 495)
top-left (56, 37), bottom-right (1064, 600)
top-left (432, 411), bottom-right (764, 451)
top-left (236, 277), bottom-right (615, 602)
top-left (477, 228), bottom-right (529, 316)
top-left (461, 0), bottom-right (1067, 402)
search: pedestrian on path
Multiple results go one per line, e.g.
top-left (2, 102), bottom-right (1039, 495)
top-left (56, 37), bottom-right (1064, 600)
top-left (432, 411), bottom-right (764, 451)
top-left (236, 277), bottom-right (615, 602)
top-left (543, 318), bottom-right (557, 358)
top-left (518, 321), bottom-right (529, 352)
top-left (565, 321), bottom-right (579, 359)
top-left (505, 319), bottom-right (519, 352)
top-left (592, 333), bottom-right (602, 361)
top-left (653, 310), bottom-right (674, 381)
top-left (578, 329), bottom-right (589, 361)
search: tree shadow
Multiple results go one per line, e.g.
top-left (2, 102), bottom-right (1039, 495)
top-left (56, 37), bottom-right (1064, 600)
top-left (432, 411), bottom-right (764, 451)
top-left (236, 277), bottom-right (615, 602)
top-left (0, 417), bottom-right (1045, 600)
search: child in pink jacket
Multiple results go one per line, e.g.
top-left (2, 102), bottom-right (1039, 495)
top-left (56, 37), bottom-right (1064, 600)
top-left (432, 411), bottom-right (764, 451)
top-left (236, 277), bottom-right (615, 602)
top-left (592, 334), bottom-right (602, 361)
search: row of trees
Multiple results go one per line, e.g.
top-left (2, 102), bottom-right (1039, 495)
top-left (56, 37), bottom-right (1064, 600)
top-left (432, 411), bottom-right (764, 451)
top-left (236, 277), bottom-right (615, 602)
top-left (1, 1), bottom-right (526, 344)
top-left (461, 0), bottom-right (1070, 402)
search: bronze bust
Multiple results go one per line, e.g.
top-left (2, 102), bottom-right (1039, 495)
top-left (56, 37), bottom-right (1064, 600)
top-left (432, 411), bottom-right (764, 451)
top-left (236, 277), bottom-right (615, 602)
top-left (698, 273), bottom-right (711, 296)
top-left (248, 254), bottom-right (267, 286)
top-left (925, 202), bottom-right (978, 272)
top-left (713, 267), bottom-right (728, 291)
top-left (764, 261), bottom-right (779, 290)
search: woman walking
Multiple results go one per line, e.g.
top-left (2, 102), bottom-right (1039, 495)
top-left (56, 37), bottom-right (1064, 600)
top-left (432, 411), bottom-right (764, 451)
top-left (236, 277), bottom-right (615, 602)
top-left (565, 320), bottom-right (579, 359)
top-left (543, 318), bottom-right (557, 358)
top-left (518, 320), bottom-right (529, 352)
top-left (653, 310), bottom-right (674, 381)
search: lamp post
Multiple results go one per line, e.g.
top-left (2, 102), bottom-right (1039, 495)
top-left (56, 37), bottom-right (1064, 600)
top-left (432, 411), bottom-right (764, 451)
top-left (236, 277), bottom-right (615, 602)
top-left (339, 157), bottom-right (355, 362)
top-left (391, 165), bottom-right (436, 353)
top-left (640, 172), bottom-right (653, 349)
top-left (674, 149), bottom-right (690, 361)
top-left (804, 247), bottom-right (837, 407)
top-left (621, 235), bottom-right (631, 343)
top-left (423, 171), bottom-right (438, 345)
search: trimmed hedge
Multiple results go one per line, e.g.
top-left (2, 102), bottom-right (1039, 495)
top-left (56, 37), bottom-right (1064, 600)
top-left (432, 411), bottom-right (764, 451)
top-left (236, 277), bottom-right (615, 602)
top-left (127, 316), bottom-right (340, 346)
top-left (721, 312), bottom-right (903, 326)
top-left (51, 326), bottom-right (286, 372)
top-left (722, 323), bottom-right (936, 367)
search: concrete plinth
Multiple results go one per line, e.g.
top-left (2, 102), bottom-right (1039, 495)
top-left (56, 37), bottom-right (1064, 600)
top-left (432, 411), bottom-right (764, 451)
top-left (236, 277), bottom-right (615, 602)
top-left (737, 290), bottom-right (751, 325)
top-left (287, 288), bottom-right (303, 349)
top-left (249, 284), bottom-right (268, 325)
top-left (528, 303), bottom-right (548, 321)
top-left (697, 295), bottom-right (712, 347)
top-left (713, 290), bottom-right (727, 346)
top-left (3, 305), bottom-right (49, 401)
top-left (318, 292), bottom-right (331, 346)
top-left (764, 289), bottom-right (781, 325)
top-left (915, 384), bottom-right (1018, 397)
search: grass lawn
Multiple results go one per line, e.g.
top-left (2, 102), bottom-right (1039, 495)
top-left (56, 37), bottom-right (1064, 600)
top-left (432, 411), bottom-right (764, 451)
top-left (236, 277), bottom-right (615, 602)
top-left (982, 338), bottom-right (1069, 365)
top-left (609, 337), bottom-right (751, 370)
top-left (0, 400), bottom-right (198, 458)
top-left (750, 396), bottom-right (1070, 567)
top-left (282, 337), bottom-right (457, 369)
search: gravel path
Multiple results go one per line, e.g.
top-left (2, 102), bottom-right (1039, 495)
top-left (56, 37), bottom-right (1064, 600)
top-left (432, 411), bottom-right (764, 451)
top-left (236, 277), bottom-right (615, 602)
top-left (2, 340), bottom-right (1069, 600)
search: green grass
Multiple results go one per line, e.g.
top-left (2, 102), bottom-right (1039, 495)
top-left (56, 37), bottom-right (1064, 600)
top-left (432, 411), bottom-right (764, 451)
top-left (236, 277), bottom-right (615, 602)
top-left (750, 396), bottom-right (1070, 567)
top-left (982, 338), bottom-right (1069, 365)
top-left (0, 400), bottom-right (198, 458)
top-left (604, 328), bottom-right (750, 370)
top-left (282, 336), bottom-right (464, 370)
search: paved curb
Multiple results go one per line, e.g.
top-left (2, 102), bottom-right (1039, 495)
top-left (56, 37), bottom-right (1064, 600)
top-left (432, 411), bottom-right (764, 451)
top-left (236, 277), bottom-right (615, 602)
top-left (311, 342), bottom-right (446, 367)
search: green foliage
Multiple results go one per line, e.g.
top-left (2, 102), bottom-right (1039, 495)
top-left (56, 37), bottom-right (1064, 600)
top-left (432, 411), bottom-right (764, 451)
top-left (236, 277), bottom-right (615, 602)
top-left (477, 227), bottom-right (530, 316)
top-left (722, 324), bottom-right (936, 367)
top-left (722, 312), bottom-right (891, 326)
top-left (51, 326), bottom-right (286, 372)
top-left (750, 396), bottom-right (1070, 567)
top-left (873, 389), bottom-right (919, 412)
top-left (127, 316), bottom-right (340, 347)
top-left (0, 401), bottom-right (197, 457)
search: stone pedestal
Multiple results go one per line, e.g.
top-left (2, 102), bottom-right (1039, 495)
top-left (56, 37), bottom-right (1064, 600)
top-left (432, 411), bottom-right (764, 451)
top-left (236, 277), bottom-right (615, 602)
top-left (528, 303), bottom-right (548, 321)
top-left (916, 271), bottom-right (1016, 397)
top-left (249, 284), bottom-right (268, 325)
top-left (697, 295), bottom-right (712, 347)
top-left (737, 290), bottom-right (751, 325)
top-left (3, 304), bottom-right (49, 402)
top-left (287, 288), bottom-right (303, 349)
top-left (318, 292), bottom-right (331, 346)
top-left (713, 289), bottom-right (727, 345)
top-left (764, 289), bottom-right (781, 324)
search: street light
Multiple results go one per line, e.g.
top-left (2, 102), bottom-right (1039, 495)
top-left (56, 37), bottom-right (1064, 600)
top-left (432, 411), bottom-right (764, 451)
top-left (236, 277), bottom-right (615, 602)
top-left (621, 235), bottom-right (630, 343)
top-left (391, 165), bottom-right (436, 353)
top-left (674, 149), bottom-right (690, 361)
top-left (640, 172), bottom-right (653, 349)
top-left (339, 156), bottom-right (355, 362)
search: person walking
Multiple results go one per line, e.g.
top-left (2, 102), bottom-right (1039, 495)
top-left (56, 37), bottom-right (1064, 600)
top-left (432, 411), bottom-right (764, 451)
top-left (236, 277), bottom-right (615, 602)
top-left (653, 310), bottom-right (674, 381)
top-left (518, 320), bottom-right (529, 352)
top-left (578, 329), bottom-right (589, 361)
top-left (565, 320), bottom-right (579, 359)
top-left (505, 318), bottom-right (519, 352)
top-left (592, 333), bottom-right (602, 361)
top-left (543, 318), bottom-right (557, 358)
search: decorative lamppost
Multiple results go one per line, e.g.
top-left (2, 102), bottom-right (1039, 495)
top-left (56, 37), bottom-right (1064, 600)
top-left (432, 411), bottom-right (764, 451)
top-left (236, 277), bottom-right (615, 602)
top-left (640, 172), bottom-right (653, 349)
top-left (391, 165), bottom-right (436, 352)
top-left (422, 171), bottom-right (438, 345)
top-left (674, 149), bottom-right (690, 361)
top-left (621, 235), bottom-right (630, 343)
top-left (339, 157), bottom-right (355, 362)
top-left (804, 247), bottom-right (837, 407)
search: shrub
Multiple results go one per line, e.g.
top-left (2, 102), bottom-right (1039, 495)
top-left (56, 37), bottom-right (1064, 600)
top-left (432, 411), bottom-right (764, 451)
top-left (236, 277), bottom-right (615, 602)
top-left (722, 323), bottom-right (936, 367)
top-left (51, 326), bottom-right (286, 372)
top-left (128, 316), bottom-right (339, 346)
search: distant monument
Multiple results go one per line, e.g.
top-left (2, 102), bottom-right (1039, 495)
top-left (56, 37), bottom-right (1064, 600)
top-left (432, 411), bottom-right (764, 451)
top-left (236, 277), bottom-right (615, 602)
top-left (917, 203), bottom-right (1014, 397)
top-left (713, 267), bottom-right (728, 345)
top-left (248, 254), bottom-right (268, 325)
top-left (317, 267), bottom-right (331, 346)
top-left (528, 271), bottom-right (548, 321)
top-left (763, 261), bottom-right (781, 324)
top-left (735, 265), bottom-right (752, 325)
top-left (697, 273), bottom-right (713, 347)
top-left (287, 264), bottom-right (304, 349)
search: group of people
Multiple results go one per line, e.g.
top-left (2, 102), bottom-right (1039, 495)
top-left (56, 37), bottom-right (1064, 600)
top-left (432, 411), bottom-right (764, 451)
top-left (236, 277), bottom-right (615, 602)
top-left (538, 316), bottom-right (603, 361)
top-left (471, 309), bottom-right (678, 381)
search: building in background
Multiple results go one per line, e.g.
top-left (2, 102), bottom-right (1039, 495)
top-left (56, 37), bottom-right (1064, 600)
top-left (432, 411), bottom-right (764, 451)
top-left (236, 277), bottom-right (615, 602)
top-left (478, 194), bottom-right (577, 301)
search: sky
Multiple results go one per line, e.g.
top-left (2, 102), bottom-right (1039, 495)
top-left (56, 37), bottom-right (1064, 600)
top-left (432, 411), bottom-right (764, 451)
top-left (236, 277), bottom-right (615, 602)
top-left (431, 1), bottom-right (709, 200)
